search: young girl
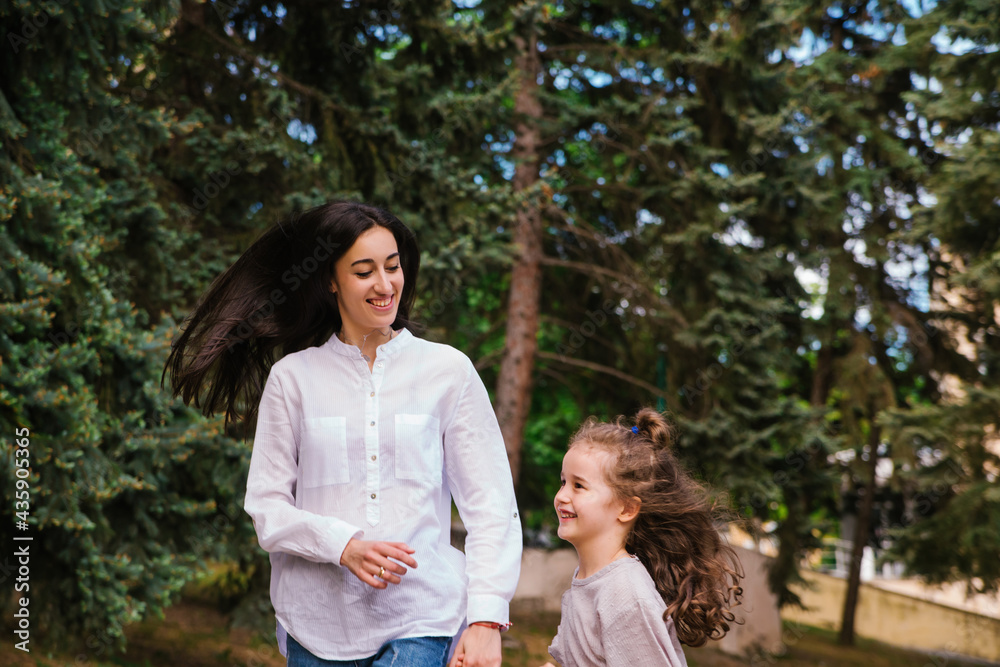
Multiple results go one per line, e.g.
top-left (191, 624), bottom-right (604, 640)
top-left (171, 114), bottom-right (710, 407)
top-left (543, 408), bottom-right (743, 667)
top-left (166, 200), bottom-right (520, 667)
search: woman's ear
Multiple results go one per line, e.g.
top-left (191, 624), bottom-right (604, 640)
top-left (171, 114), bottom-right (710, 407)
top-left (328, 277), bottom-right (337, 295)
top-left (619, 496), bottom-right (641, 524)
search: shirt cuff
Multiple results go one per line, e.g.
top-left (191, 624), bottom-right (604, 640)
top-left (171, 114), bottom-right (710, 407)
top-left (326, 520), bottom-right (363, 565)
top-left (467, 593), bottom-right (510, 626)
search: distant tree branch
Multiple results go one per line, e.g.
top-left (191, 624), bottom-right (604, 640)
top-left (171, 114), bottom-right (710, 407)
top-left (537, 366), bottom-right (591, 406)
top-left (183, 19), bottom-right (344, 112)
top-left (539, 255), bottom-right (636, 285)
top-left (538, 253), bottom-right (688, 328)
top-left (537, 351), bottom-right (666, 398)
top-left (475, 347), bottom-right (504, 372)
top-left (540, 314), bottom-right (618, 352)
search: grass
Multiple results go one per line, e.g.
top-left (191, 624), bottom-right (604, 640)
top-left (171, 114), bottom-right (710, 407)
top-left (3, 598), bottom-right (994, 667)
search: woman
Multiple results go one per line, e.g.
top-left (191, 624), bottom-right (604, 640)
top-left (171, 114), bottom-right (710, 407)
top-left (166, 201), bottom-right (521, 667)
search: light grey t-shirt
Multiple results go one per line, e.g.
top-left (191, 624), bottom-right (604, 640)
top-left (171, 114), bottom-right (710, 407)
top-left (548, 555), bottom-right (688, 667)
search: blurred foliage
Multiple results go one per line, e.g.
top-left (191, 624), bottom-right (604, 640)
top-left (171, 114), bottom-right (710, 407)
top-left (0, 0), bottom-right (255, 652)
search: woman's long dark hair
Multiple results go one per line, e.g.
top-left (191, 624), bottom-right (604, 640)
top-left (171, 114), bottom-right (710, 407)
top-left (163, 200), bottom-right (420, 433)
top-left (569, 408), bottom-right (744, 647)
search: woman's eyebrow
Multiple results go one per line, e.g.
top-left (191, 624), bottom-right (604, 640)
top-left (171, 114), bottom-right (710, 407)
top-left (350, 252), bottom-right (400, 267)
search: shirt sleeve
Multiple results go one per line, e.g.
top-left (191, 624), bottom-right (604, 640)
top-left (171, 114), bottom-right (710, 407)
top-left (244, 368), bottom-right (362, 564)
top-left (603, 604), bottom-right (688, 667)
top-left (443, 357), bottom-right (523, 625)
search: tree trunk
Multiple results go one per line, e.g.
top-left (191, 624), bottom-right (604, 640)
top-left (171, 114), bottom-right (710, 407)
top-left (771, 337), bottom-right (834, 607)
top-left (494, 28), bottom-right (542, 488)
top-left (769, 488), bottom-right (805, 607)
top-left (839, 417), bottom-right (880, 645)
top-left (811, 341), bottom-right (834, 407)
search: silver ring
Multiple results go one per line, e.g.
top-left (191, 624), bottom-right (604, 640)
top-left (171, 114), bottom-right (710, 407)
top-left (378, 566), bottom-right (385, 579)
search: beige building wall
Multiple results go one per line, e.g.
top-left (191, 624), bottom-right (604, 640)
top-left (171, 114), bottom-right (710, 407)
top-left (783, 569), bottom-right (1000, 662)
top-left (511, 547), bottom-right (579, 614)
top-left (716, 546), bottom-right (784, 656)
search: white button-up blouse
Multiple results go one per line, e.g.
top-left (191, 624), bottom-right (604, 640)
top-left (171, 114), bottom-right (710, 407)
top-left (244, 328), bottom-right (522, 660)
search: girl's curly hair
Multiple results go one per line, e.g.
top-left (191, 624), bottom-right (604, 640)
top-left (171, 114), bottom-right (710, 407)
top-left (569, 407), bottom-right (744, 647)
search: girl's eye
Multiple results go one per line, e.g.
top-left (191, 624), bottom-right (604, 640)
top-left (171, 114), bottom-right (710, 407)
top-left (574, 483), bottom-right (584, 489)
top-left (387, 265), bottom-right (400, 271)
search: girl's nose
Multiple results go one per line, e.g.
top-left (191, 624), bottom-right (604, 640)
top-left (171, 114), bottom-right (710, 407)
top-left (375, 270), bottom-right (392, 293)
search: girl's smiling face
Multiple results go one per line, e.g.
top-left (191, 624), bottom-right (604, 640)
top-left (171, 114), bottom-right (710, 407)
top-left (329, 225), bottom-right (403, 341)
top-left (554, 444), bottom-right (627, 550)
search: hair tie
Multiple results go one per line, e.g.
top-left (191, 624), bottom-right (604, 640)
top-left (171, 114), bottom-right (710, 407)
top-left (631, 426), bottom-right (639, 434)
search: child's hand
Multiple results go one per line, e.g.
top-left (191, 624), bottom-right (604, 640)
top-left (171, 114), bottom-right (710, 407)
top-left (447, 625), bottom-right (501, 667)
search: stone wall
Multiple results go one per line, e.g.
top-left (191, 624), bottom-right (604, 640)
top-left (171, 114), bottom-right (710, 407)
top-left (783, 569), bottom-right (1000, 662)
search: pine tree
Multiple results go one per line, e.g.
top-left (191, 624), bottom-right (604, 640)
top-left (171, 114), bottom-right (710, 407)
top-left (0, 0), bottom-right (251, 649)
top-left (878, 0), bottom-right (1000, 599)
top-left (751, 0), bottom-right (1000, 642)
top-left (5, 0), bottom-right (998, 651)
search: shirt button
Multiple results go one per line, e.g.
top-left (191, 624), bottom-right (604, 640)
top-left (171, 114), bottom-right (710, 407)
top-left (370, 391), bottom-right (375, 397)
top-left (371, 455), bottom-right (377, 461)
top-left (370, 421), bottom-right (375, 426)
top-left (376, 362), bottom-right (383, 368)
top-left (370, 493), bottom-right (377, 499)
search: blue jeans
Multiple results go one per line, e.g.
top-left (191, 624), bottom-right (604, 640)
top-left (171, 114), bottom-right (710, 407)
top-left (286, 634), bottom-right (452, 667)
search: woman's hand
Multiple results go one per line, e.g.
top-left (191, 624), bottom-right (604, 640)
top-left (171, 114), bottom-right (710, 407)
top-left (447, 624), bottom-right (501, 667)
top-left (339, 538), bottom-right (417, 589)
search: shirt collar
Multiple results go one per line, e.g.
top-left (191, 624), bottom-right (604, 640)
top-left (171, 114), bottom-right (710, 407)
top-left (324, 327), bottom-right (413, 359)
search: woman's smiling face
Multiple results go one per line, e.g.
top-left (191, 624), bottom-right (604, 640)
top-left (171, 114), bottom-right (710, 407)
top-left (329, 225), bottom-right (403, 340)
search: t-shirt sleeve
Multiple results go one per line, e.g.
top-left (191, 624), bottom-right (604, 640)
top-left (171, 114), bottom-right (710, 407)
top-left (603, 603), bottom-right (687, 667)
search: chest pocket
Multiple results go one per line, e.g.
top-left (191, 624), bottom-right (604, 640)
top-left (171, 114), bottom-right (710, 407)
top-left (394, 413), bottom-right (442, 484)
top-left (299, 416), bottom-right (349, 488)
